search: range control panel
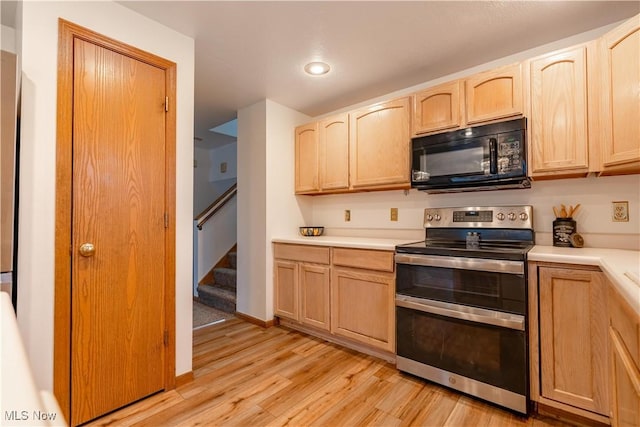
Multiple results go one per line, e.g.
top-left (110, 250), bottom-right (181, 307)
top-left (424, 206), bottom-right (533, 229)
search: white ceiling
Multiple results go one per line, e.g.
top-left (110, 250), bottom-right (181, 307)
top-left (4, 1), bottom-right (639, 148)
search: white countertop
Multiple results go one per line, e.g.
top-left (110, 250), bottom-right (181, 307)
top-left (529, 246), bottom-right (640, 315)
top-left (272, 235), bottom-right (418, 251)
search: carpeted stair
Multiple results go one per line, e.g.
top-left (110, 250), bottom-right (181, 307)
top-left (197, 251), bottom-right (237, 313)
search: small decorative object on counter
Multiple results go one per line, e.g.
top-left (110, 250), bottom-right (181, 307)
top-left (552, 204), bottom-right (581, 247)
top-left (569, 233), bottom-right (585, 248)
top-left (299, 226), bottom-right (324, 237)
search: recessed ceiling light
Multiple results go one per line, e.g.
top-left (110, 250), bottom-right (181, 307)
top-left (304, 61), bottom-right (330, 76)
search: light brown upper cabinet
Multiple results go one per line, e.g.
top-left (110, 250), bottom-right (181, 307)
top-left (349, 97), bottom-right (411, 190)
top-left (598, 14), bottom-right (640, 175)
top-left (412, 80), bottom-right (464, 135)
top-left (465, 63), bottom-right (524, 125)
top-left (294, 122), bottom-right (320, 194)
top-left (319, 113), bottom-right (350, 192)
top-left (528, 44), bottom-right (597, 179)
top-left (411, 63), bottom-right (523, 137)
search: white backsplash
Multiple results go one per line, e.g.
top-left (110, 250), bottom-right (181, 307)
top-left (309, 174), bottom-right (640, 250)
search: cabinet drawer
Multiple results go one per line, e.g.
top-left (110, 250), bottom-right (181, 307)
top-left (332, 248), bottom-right (394, 272)
top-left (610, 284), bottom-right (640, 367)
top-left (273, 243), bottom-right (330, 265)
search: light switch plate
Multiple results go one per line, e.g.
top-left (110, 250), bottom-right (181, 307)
top-left (612, 201), bottom-right (629, 222)
top-left (344, 210), bottom-right (351, 222)
top-left (390, 208), bottom-right (398, 221)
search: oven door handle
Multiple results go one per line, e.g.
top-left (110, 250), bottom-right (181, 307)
top-left (394, 254), bottom-right (524, 275)
top-left (396, 295), bottom-right (525, 331)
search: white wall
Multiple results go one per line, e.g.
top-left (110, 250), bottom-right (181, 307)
top-left (193, 145), bottom-right (214, 213)
top-left (237, 101), bottom-right (267, 319)
top-left (18, 0), bottom-right (195, 391)
top-left (311, 175), bottom-right (640, 250)
top-left (195, 197), bottom-right (237, 286)
top-left (1, 24), bottom-right (16, 53)
top-left (237, 99), bottom-right (311, 321)
top-left (209, 142), bottom-right (237, 182)
top-left (193, 142), bottom-right (237, 215)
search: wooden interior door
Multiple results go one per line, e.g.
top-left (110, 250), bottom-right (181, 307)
top-left (70, 38), bottom-right (167, 425)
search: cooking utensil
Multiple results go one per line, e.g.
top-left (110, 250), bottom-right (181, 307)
top-left (568, 204), bottom-right (581, 218)
top-left (559, 205), bottom-right (568, 218)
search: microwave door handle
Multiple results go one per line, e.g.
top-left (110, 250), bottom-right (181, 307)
top-left (489, 138), bottom-right (498, 175)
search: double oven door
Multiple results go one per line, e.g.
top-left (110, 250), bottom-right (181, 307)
top-left (395, 253), bottom-right (529, 414)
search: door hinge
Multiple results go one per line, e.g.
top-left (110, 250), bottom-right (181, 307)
top-left (164, 96), bottom-right (169, 112)
top-left (164, 212), bottom-right (169, 229)
top-left (164, 330), bottom-right (169, 346)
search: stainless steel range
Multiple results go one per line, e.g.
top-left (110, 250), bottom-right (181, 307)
top-left (395, 205), bottom-right (534, 415)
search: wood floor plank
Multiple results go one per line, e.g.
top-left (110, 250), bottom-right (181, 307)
top-left (265, 356), bottom-right (380, 426)
top-left (90, 318), bottom-right (574, 427)
top-left (84, 390), bottom-right (184, 427)
top-left (180, 374), bottom-right (291, 426)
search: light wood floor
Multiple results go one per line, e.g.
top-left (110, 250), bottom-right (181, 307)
top-left (88, 318), bottom-right (572, 427)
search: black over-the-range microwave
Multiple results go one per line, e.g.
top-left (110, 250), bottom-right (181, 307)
top-left (410, 118), bottom-right (530, 193)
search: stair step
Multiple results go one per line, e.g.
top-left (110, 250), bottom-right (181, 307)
top-left (228, 252), bottom-right (237, 269)
top-left (214, 267), bottom-right (237, 289)
top-left (197, 284), bottom-right (236, 313)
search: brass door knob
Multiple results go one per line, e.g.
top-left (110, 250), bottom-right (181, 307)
top-left (79, 243), bottom-right (96, 257)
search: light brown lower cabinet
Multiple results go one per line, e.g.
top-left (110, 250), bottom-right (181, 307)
top-left (273, 243), bottom-right (395, 356)
top-left (610, 329), bottom-right (640, 427)
top-left (330, 267), bottom-right (395, 353)
top-left (529, 263), bottom-right (610, 423)
top-left (608, 282), bottom-right (640, 427)
top-left (273, 244), bottom-right (331, 331)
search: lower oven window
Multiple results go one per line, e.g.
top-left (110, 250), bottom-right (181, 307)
top-left (396, 306), bottom-right (527, 395)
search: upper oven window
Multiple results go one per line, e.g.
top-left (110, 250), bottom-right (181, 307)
top-left (396, 263), bottom-right (526, 315)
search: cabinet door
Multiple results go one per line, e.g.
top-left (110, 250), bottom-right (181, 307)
top-left (349, 97), bottom-right (411, 189)
top-left (319, 113), bottom-right (349, 191)
top-left (412, 81), bottom-right (463, 135)
top-left (294, 122), bottom-right (320, 194)
top-left (331, 268), bottom-right (395, 352)
top-left (610, 329), bottom-right (640, 427)
top-left (299, 264), bottom-right (330, 331)
top-left (539, 267), bottom-right (609, 415)
top-left (599, 14), bottom-right (640, 173)
top-left (465, 63), bottom-right (523, 125)
top-left (274, 260), bottom-right (299, 320)
top-left (529, 46), bottom-right (590, 176)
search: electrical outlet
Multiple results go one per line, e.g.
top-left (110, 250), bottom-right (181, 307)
top-left (612, 201), bottom-right (629, 222)
top-left (344, 210), bottom-right (351, 222)
top-left (390, 208), bottom-right (398, 221)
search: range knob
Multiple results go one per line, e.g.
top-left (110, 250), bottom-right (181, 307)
top-left (508, 212), bottom-right (517, 221)
top-left (426, 213), bottom-right (434, 221)
top-left (496, 212), bottom-right (505, 221)
top-left (434, 214), bottom-right (441, 221)
top-left (519, 212), bottom-right (529, 221)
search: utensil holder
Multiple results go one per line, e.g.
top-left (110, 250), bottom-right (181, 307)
top-left (553, 218), bottom-right (576, 247)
